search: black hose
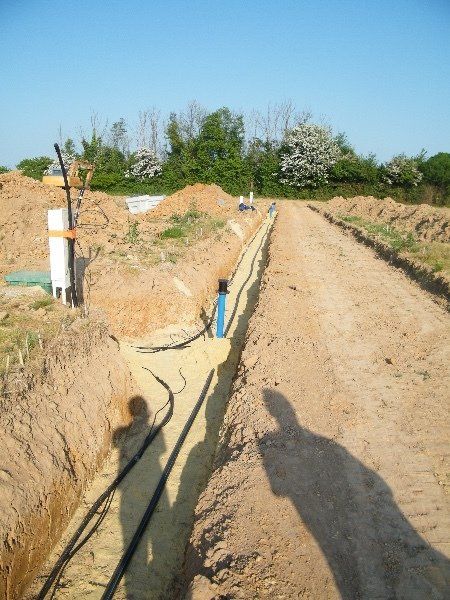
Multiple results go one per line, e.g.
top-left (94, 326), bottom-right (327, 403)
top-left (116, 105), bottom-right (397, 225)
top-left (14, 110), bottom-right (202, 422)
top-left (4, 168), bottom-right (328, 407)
top-left (101, 368), bottom-right (215, 600)
top-left (37, 370), bottom-right (175, 599)
top-left (135, 219), bottom-right (268, 353)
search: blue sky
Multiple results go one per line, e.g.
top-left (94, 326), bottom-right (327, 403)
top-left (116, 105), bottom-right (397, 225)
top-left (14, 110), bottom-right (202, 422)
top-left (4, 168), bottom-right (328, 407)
top-left (1, 0), bottom-right (449, 167)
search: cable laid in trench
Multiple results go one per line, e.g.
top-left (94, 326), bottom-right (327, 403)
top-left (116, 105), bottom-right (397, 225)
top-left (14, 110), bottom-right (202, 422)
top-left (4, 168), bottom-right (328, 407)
top-left (101, 368), bottom-right (215, 600)
top-left (37, 370), bottom-right (175, 600)
top-left (224, 222), bottom-right (270, 336)
top-left (135, 219), bottom-right (269, 353)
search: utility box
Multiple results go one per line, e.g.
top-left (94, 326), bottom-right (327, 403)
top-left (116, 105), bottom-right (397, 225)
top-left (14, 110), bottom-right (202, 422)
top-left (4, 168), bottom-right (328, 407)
top-left (48, 208), bottom-right (71, 303)
top-left (4, 271), bottom-right (52, 294)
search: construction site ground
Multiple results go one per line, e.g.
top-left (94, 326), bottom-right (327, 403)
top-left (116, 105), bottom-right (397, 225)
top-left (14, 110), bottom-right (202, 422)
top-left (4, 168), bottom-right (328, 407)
top-left (26, 220), bottom-right (271, 599)
top-left (185, 203), bottom-right (450, 599)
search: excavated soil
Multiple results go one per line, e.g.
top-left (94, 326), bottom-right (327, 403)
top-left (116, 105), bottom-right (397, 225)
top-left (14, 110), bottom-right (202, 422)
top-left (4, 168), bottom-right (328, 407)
top-left (0, 173), bottom-right (263, 337)
top-left (185, 204), bottom-right (450, 599)
top-left (0, 310), bottom-right (136, 599)
top-left (321, 195), bottom-right (450, 242)
top-left (25, 221), bottom-right (271, 600)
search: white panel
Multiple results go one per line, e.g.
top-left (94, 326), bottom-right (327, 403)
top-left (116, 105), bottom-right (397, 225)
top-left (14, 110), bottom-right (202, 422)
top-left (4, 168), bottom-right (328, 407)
top-left (48, 208), bottom-right (70, 301)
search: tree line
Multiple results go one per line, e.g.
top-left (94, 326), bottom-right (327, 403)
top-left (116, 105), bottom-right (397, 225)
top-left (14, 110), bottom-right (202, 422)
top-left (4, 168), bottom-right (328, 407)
top-left (8, 102), bottom-right (450, 205)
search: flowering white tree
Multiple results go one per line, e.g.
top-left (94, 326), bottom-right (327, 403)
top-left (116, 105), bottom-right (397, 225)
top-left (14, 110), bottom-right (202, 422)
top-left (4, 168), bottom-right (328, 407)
top-left (280, 124), bottom-right (341, 187)
top-left (383, 154), bottom-right (422, 187)
top-left (126, 147), bottom-right (161, 180)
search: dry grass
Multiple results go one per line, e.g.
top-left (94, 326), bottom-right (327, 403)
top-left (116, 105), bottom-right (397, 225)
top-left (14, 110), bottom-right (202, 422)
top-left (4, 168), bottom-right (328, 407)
top-left (338, 215), bottom-right (450, 277)
top-left (0, 290), bottom-right (76, 379)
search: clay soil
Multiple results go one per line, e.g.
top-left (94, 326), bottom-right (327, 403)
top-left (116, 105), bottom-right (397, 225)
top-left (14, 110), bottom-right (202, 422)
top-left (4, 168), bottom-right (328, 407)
top-left (185, 203), bottom-right (450, 599)
top-left (0, 173), bottom-right (264, 337)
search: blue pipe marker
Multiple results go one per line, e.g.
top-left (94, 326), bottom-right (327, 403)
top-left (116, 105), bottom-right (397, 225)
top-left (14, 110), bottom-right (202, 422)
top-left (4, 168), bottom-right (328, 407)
top-left (216, 279), bottom-right (228, 338)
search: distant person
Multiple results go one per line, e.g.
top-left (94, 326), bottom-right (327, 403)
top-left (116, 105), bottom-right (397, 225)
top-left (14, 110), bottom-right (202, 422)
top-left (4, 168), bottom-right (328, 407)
top-left (269, 202), bottom-right (276, 218)
top-left (239, 201), bottom-right (255, 212)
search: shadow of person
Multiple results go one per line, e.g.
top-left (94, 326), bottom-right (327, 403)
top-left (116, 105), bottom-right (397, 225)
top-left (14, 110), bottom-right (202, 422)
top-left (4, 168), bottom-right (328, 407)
top-left (113, 395), bottom-right (167, 600)
top-left (259, 389), bottom-right (450, 599)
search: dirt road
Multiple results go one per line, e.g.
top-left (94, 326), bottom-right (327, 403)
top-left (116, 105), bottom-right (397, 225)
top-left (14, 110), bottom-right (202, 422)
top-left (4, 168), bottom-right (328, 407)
top-left (186, 204), bottom-right (450, 599)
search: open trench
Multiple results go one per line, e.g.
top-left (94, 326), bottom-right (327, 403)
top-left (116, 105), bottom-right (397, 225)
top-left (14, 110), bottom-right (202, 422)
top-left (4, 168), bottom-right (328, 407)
top-left (27, 218), bottom-right (272, 600)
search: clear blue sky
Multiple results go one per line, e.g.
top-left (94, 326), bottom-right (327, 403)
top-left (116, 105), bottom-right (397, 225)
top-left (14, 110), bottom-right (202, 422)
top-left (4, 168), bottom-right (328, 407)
top-left (1, 0), bottom-right (449, 167)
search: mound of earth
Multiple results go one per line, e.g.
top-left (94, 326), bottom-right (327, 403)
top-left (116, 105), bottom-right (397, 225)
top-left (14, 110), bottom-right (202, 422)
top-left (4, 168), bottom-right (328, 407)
top-left (146, 183), bottom-right (236, 218)
top-left (0, 173), bottom-right (263, 337)
top-left (324, 195), bottom-right (450, 243)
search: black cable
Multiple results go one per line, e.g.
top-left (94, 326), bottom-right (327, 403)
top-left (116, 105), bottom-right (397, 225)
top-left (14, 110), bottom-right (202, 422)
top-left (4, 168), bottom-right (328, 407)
top-left (37, 370), bottom-right (175, 599)
top-left (101, 368), bottom-right (215, 600)
top-left (135, 219), bottom-right (268, 353)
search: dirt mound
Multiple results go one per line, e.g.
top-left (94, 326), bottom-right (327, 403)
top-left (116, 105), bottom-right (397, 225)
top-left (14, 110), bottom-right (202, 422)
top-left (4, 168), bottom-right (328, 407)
top-left (0, 171), bottom-right (130, 277)
top-left (146, 183), bottom-right (236, 219)
top-left (325, 195), bottom-right (450, 242)
top-left (0, 173), bottom-right (263, 337)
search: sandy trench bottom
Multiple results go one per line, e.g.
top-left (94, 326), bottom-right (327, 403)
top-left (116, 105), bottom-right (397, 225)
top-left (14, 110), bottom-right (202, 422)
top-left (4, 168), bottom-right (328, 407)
top-left (27, 219), bottom-right (272, 600)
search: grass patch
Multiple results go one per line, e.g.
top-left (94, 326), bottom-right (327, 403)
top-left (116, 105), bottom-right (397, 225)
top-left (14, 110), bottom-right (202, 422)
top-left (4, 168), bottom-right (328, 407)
top-left (29, 297), bottom-right (54, 310)
top-left (161, 226), bottom-right (184, 239)
top-left (337, 213), bottom-right (449, 276)
top-left (0, 295), bottom-right (76, 379)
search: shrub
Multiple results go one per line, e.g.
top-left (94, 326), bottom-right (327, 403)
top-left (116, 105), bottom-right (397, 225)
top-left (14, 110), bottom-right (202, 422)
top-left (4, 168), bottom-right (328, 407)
top-left (16, 156), bottom-right (52, 180)
top-left (280, 124), bottom-right (341, 187)
top-left (421, 153), bottom-right (450, 191)
top-left (0, 166), bottom-right (9, 174)
top-left (383, 154), bottom-right (422, 187)
top-left (331, 154), bottom-right (380, 184)
top-left (126, 147), bottom-right (161, 180)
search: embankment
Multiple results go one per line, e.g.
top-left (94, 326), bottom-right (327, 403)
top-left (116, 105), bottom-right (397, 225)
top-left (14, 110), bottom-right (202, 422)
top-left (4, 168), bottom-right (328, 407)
top-left (0, 314), bottom-right (136, 599)
top-left (308, 201), bottom-right (450, 307)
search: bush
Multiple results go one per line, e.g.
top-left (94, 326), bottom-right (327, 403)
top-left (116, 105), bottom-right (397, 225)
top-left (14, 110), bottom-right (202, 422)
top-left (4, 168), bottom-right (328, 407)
top-left (383, 154), bottom-right (422, 187)
top-left (126, 147), bottom-right (162, 180)
top-left (16, 156), bottom-right (52, 180)
top-left (0, 166), bottom-right (9, 174)
top-left (280, 124), bottom-right (341, 187)
top-left (331, 154), bottom-right (380, 184)
top-left (420, 153), bottom-right (450, 202)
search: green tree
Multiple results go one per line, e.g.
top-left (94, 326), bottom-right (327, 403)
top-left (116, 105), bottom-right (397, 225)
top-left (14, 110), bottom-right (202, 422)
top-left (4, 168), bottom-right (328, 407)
top-left (421, 153), bottom-right (450, 189)
top-left (331, 154), bottom-right (380, 184)
top-left (192, 108), bottom-right (251, 194)
top-left (0, 166), bottom-right (9, 174)
top-left (16, 156), bottom-right (52, 180)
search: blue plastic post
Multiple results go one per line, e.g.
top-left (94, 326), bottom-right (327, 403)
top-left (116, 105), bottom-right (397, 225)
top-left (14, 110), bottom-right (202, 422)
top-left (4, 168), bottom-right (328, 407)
top-left (216, 279), bottom-right (228, 338)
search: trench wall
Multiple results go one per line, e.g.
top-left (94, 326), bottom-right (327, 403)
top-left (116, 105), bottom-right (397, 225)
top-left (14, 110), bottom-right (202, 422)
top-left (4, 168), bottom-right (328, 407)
top-left (0, 315), bottom-right (136, 599)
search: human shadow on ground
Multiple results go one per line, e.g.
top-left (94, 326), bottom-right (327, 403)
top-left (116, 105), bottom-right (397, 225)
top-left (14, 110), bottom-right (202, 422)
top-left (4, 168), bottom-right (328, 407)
top-left (259, 389), bottom-right (450, 599)
top-left (113, 395), bottom-right (167, 600)
top-left (112, 224), bottom-right (270, 599)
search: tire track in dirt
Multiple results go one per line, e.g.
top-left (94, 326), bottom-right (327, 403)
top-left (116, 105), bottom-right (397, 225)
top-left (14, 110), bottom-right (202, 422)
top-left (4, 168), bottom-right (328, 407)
top-left (185, 203), bottom-right (450, 599)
